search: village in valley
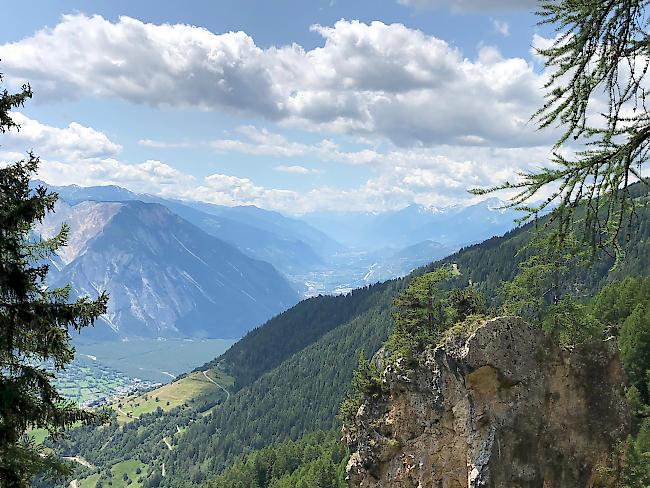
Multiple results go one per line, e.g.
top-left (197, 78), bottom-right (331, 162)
top-left (47, 356), bottom-right (161, 408)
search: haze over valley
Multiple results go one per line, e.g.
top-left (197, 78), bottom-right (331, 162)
top-left (28, 180), bottom-right (522, 409)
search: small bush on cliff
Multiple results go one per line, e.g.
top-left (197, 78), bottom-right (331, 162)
top-left (447, 287), bottom-right (486, 324)
top-left (438, 313), bottom-right (490, 346)
top-left (387, 267), bottom-right (451, 364)
top-left (498, 232), bottom-right (601, 345)
top-left (542, 296), bottom-right (603, 347)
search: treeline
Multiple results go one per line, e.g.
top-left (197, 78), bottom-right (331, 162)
top-left (203, 430), bottom-right (347, 488)
top-left (198, 282), bottom-right (396, 390)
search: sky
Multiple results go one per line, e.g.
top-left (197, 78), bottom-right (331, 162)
top-left (0, 0), bottom-right (558, 215)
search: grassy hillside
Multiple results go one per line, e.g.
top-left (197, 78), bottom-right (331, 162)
top-left (111, 370), bottom-right (233, 424)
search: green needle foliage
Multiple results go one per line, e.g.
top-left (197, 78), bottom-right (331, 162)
top-left (586, 277), bottom-right (650, 485)
top-left (339, 351), bottom-right (383, 429)
top-left (387, 267), bottom-right (452, 364)
top-left (387, 266), bottom-right (486, 365)
top-left (499, 232), bottom-right (591, 326)
top-left (473, 0), bottom-right (650, 258)
top-left (0, 72), bottom-right (109, 486)
top-left (204, 430), bottom-right (347, 488)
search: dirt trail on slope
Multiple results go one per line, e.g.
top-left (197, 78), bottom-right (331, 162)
top-left (117, 405), bottom-right (140, 419)
top-left (163, 437), bottom-right (173, 451)
top-left (202, 370), bottom-right (230, 401)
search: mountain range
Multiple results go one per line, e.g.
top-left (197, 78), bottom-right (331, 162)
top-left (37, 200), bottom-right (298, 340)
top-left (33, 181), bottom-right (523, 340)
top-left (37, 181), bottom-right (338, 278)
top-left (56, 187), bottom-right (650, 487)
top-left (303, 198), bottom-right (522, 249)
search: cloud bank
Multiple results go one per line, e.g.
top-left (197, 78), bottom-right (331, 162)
top-left (1, 113), bottom-right (550, 214)
top-left (0, 15), bottom-right (548, 148)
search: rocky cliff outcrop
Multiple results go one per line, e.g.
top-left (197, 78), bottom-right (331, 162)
top-left (345, 317), bottom-right (631, 488)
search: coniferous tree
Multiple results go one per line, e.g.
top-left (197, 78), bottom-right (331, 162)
top-left (0, 72), bottom-right (108, 486)
top-left (473, 0), bottom-right (650, 257)
top-left (619, 303), bottom-right (650, 401)
top-left (388, 266), bottom-right (451, 361)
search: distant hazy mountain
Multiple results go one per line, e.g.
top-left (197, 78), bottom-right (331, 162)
top-left (391, 239), bottom-right (452, 264)
top-left (181, 201), bottom-right (341, 258)
top-left (35, 181), bottom-right (522, 299)
top-left (36, 181), bottom-right (339, 276)
top-left (40, 183), bottom-right (137, 203)
top-left (39, 200), bottom-right (299, 340)
top-left (303, 198), bottom-right (521, 249)
top-left (148, 202), bottom-right (325, 277)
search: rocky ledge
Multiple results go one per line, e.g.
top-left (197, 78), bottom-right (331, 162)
top-left (345, 316), bottom-right (631, 488)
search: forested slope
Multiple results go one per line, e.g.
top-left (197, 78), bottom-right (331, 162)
top-left (198, 283), bottom-right (396, 390)
top-left (165, 292), bottom-right (398, 481)
top-left (58, 190), bottom-right (650, 487)
top-left (163, 194), bottom-right (650, 485)
top-left (204, 430), bottom-right (347, 488)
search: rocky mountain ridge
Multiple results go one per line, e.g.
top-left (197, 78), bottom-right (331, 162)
top-left (34, 180), bottom-right (338, 278)
top-left (345, 317), bottom-right (631, 488)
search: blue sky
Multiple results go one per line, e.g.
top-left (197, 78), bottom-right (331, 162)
top-left (0, 0), bottom-right (556, 214)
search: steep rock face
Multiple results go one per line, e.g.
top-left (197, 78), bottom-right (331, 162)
top-left (34, 200), bottom-right (122, 265)
top-left (345, 317), bottom-right (630, 488)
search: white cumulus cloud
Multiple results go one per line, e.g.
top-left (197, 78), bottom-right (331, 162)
top-left (0, 109), bottom-right (558, 214)
top-left (138, 139), bottom-right (191, 149)
top-left (3, 112), bottom-right (122, 159)
top-left (274, 165), bottom-right (321, 174)
top-left (0, 15), bottom-right (549, 148)
top-left (210, 126), bottom-right (309, 157)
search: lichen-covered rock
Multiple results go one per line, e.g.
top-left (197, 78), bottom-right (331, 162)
top-left (344, 316), bottom-right (631, 488)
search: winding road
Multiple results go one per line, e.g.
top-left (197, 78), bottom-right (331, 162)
top-left (117, 405), bottom-right (140, 419)
top-left (202, 370), bottom-right (230, 401)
